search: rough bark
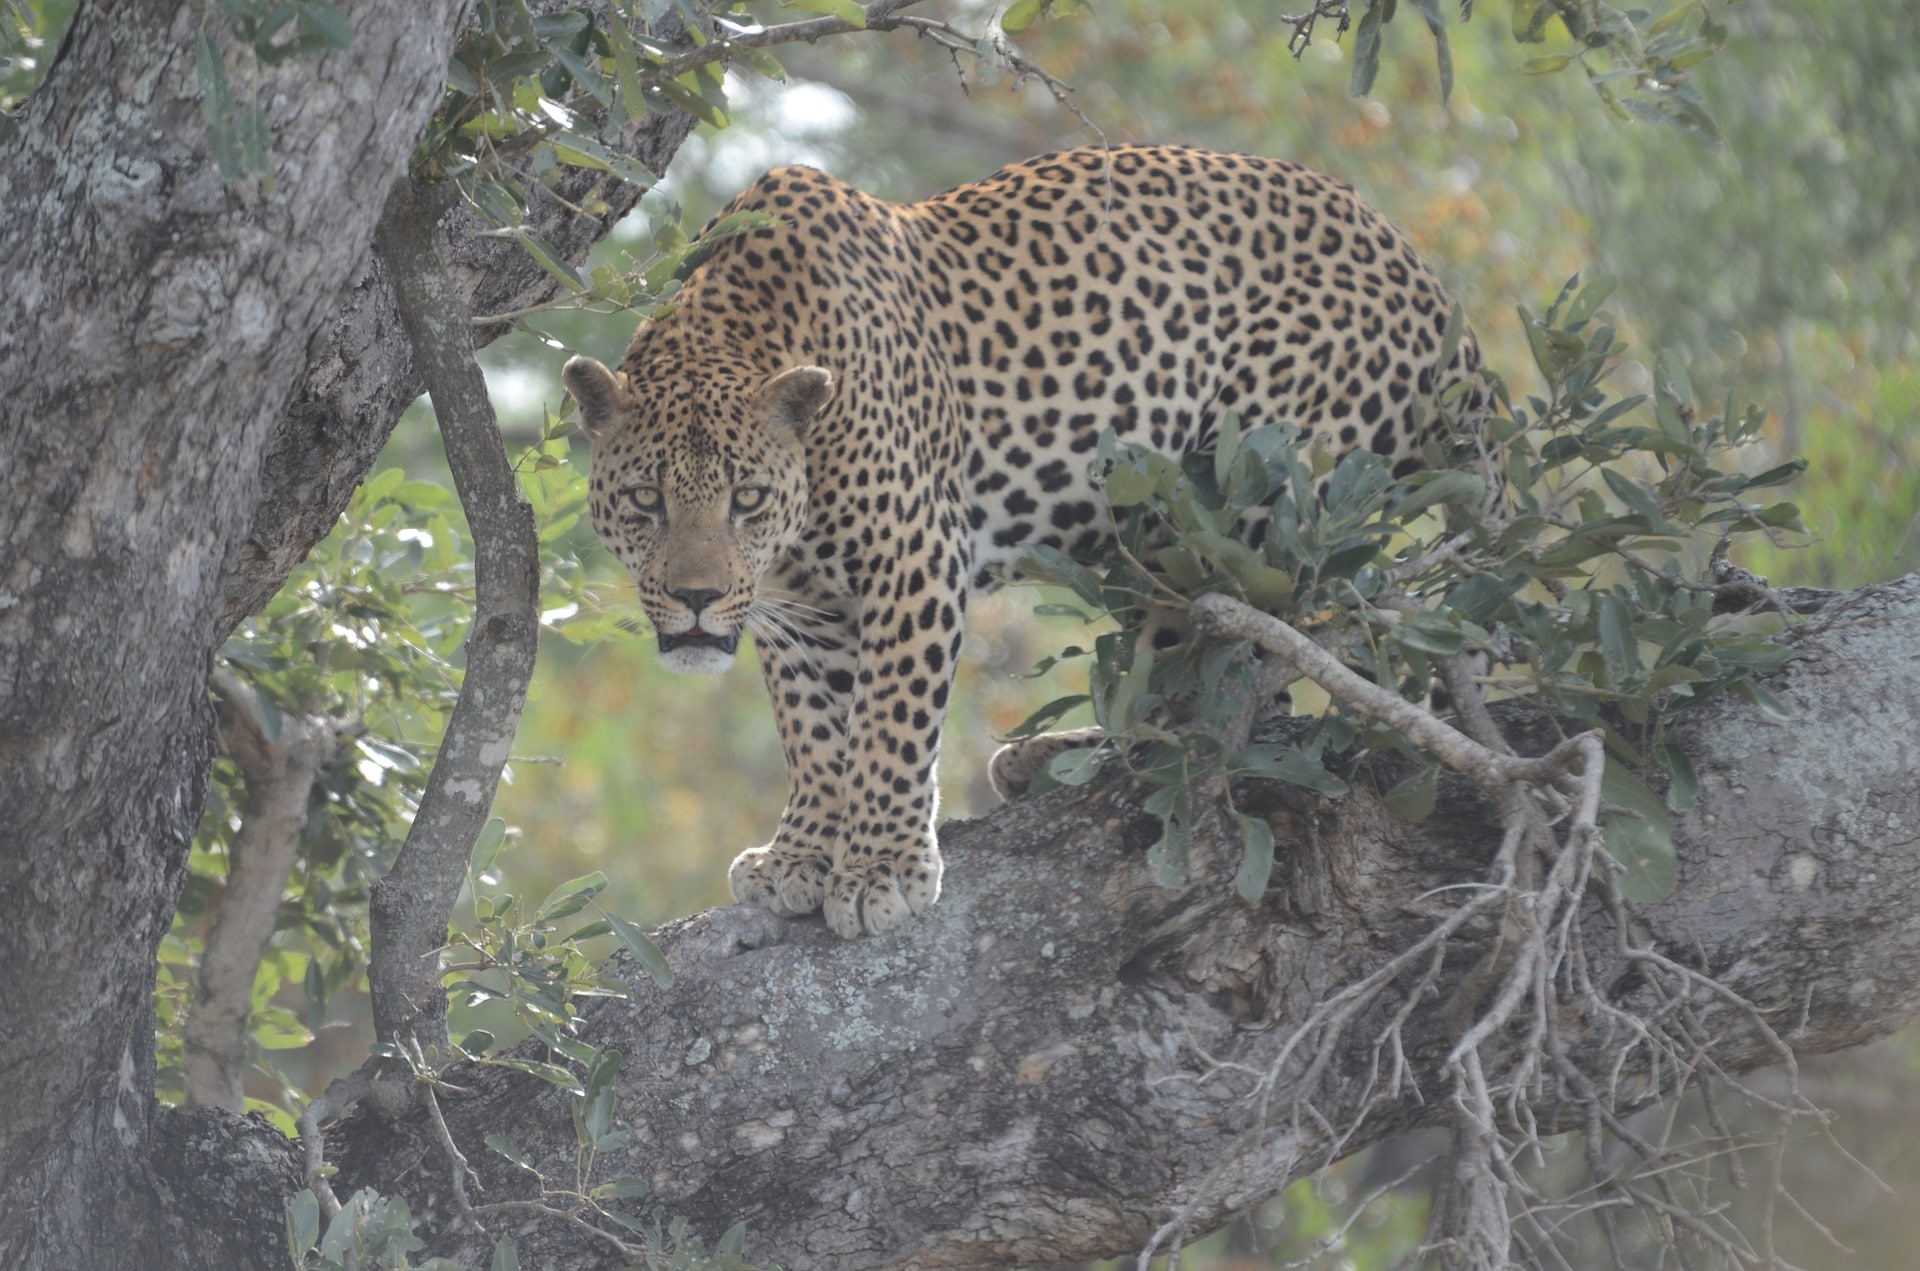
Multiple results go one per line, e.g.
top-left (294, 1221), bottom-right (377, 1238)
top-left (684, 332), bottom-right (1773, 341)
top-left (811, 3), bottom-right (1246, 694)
top-left (0, 0), bottom-right (699, 1262)
top-left (367, 182), bottom-right (541, 1053)
top-left (301, 575), bottom-right (1920, 1270)
top-left (0, 1), bottom-right (465, 1263)
top-left (214, 8), bottom-right (698, 637)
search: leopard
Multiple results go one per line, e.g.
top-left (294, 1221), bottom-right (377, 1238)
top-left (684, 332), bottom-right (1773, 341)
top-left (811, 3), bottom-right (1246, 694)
top-left (564, 144), bottom-right (1484, 939)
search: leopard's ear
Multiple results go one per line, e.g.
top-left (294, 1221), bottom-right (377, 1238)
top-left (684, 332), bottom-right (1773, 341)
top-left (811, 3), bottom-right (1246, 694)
top-left (759, 365), bottom-right (833, 437)
top-left (563, 356), bottom-right (626, 441)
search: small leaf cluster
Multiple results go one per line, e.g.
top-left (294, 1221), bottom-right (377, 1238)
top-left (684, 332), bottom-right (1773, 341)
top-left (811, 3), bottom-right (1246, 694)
top-left (447, 817), bottom-right (671, 1063)
top-left (418, 0), bottom-right (787, 306)
top-left (1514, 0), bottom-right (1731, 139)
top-left (442, 863), bottom-right (752, 1269)
top-left (1018, 275), bottom-right (1805, 904)
top-left (287, 1186), bottom-right (438, 1271)
top-left (160, 470), bottom-right (481, 1125)
top-left (0, 0), bottom-right (74, 123)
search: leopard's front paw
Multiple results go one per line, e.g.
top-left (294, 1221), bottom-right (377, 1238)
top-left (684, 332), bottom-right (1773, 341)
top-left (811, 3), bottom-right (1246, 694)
top-left (728, 842), bottom-right (831, 917)
top-left (823, 838), bottom-right (944, 938)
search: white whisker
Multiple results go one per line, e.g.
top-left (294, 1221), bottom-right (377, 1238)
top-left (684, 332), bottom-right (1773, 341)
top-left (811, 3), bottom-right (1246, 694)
top-left (747, 606), bottom-right (819, 678)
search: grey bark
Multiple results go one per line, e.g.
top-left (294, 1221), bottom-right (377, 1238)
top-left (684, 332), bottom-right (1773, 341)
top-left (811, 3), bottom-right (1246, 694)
top-left (367, 182), bottom-right (541, 1053)
top-left (215, 8), bottom-right (698, 638)
top-left (0, 0), bottom-right (697, 1262)
top-left (306, 576), bottom-right (1920, 1270)
top-left (0, 1), bottom-right (465, 1264)
top-left (3, 4), bottom-right (1917, 1269)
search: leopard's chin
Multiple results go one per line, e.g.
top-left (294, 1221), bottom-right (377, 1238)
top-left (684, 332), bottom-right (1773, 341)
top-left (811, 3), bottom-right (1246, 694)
top-left (658, 629), bottom-right (740, 675)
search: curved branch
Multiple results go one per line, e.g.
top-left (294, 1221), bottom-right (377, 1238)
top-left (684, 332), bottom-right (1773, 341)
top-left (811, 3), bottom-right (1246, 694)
top-left (365, 181), bottom-right (541, 1054)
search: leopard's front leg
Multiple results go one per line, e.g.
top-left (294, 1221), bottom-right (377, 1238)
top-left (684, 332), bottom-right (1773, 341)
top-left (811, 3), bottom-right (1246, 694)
top-left (728, 536), bottom-right (968, 936)
top-left (726, 613), bottom-right (858, 920)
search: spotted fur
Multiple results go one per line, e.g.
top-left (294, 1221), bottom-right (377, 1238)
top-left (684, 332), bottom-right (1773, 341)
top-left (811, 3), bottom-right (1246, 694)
top-left (565, 145), bottom-right (1482, 937)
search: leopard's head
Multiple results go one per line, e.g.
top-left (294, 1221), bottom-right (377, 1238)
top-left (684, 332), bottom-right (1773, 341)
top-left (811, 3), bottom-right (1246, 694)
top-left (564, 354), bottom-right (831, 674)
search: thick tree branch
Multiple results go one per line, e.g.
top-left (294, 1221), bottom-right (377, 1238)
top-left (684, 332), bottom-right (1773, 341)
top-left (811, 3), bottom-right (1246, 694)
top-left (311, 574), bottom-right (1920, 1269)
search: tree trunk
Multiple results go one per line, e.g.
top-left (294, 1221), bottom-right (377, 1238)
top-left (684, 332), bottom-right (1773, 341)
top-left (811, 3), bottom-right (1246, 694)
top-left (309, 575), bottom-right (1920, 1270)
top-left (0, 1), bottom-right (697, 1264)
top-left (0, 1), bottom-right (464, 1263)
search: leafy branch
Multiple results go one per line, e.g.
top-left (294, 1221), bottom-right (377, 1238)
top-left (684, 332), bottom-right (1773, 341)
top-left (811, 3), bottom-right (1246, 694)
top-left (1014, 274), bottom-right (1828, 1266)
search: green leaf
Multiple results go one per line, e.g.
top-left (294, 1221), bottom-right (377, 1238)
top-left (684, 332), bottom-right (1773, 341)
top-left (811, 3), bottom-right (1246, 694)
top-left (1098, 641), bottom-right (1156, 733)
top-left (488, 1058), bottom-right (585, 1093)
top-left (543, 40), bottom-right (613, 106)
top-left (1395, 613), bottom-right (1466, 656)
top-left (1596, 592), bottom-right (1640, 673)
top-left (486, 1133), bottom-right (537, 1171)
top-left (716, 1221), bottom-right (748, 1257)
top-left (1142, 784), bottom-right (1191, 888)
top-left (470, 817), bottom-right (507, 878)
top-left (592, 1176), bottom-right (652, 1200)
top-left (1043, 746), bottom-right (1107, 786)
top-left (194, 35), bottom-right (241, 177)
top-left (1231, 809), bottom-right (1275, 904)
top-left (652, 71), bottom-right (729, 127)
top-left (536, 871), bottom-right (608, 922)
top-left (1601, 759), bottom-right (1677, 903)
top-left (1653, 743), bottom-right (1698, 812)
top-left (1103, 460), bottom-right (1157, 508)
top-left (1212, 412), bottom-right (1242, 495)
top-left (1522, 53), bottom-right (1575, 74)
top-left (579, 1048), bottom-right (623, 1146)
top-left (532, 12), bottom-right (590, 41)
top-left (1649, 0), bottom-right (1702, 36)
top-left (295, 1), bottom-right (356, 50)
top-left (1382, 764), bottom-right (1438, 821)
top-left (731, 44), bottom-right (788, 81)
top-left (605, 11), bottom-right (650, 119)
top-left (1394, 469), bottom-right (1484, 519)
top-left (447, 54), bottom-right (481, 95)
top-left (490, 1234), bottom-right (520, 1271)
top-left (604, 909), bottom-right (673, 988)
top-left (458, 1029), bottom-right (498, 1056)
top-left (1229, 743), bottom-right (1348, 796)
top-left (1600, 466), bottom-right (1674, 532)
top-left (1564, 273), bottom-right (1617, 327)
top-left (1002, 0), bottom-right (1046, 34)
top-left (1350, 0), bottom-right (1385, 97)
top-left (1023, 544), bottom-right (1106, 610)
top-left (783, 0), bottom-right (867, 25)
top-left (1727, 678), bottom-right (1793, 722)
top-left (286, 1189), bottom-right (321, 1258)
top-left (516, 231), bottom-right (587, 293)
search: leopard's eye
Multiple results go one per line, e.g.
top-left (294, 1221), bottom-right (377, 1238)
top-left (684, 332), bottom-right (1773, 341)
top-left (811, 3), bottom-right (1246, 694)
top-left (624, 486), bottom-right (663, 516)
top-left (731, 485), bottom-right (770, 516)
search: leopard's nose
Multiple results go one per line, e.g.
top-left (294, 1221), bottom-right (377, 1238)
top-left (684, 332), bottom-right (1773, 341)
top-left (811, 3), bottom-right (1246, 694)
top-left (670, 585), bottom-right (730, 615)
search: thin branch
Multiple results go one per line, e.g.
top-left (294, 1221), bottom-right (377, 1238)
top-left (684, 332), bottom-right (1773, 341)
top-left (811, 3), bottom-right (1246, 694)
top-left (367, 179), bottom-right (542, 1056)
top-left (184, 676), bottom-right (348, 1112)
